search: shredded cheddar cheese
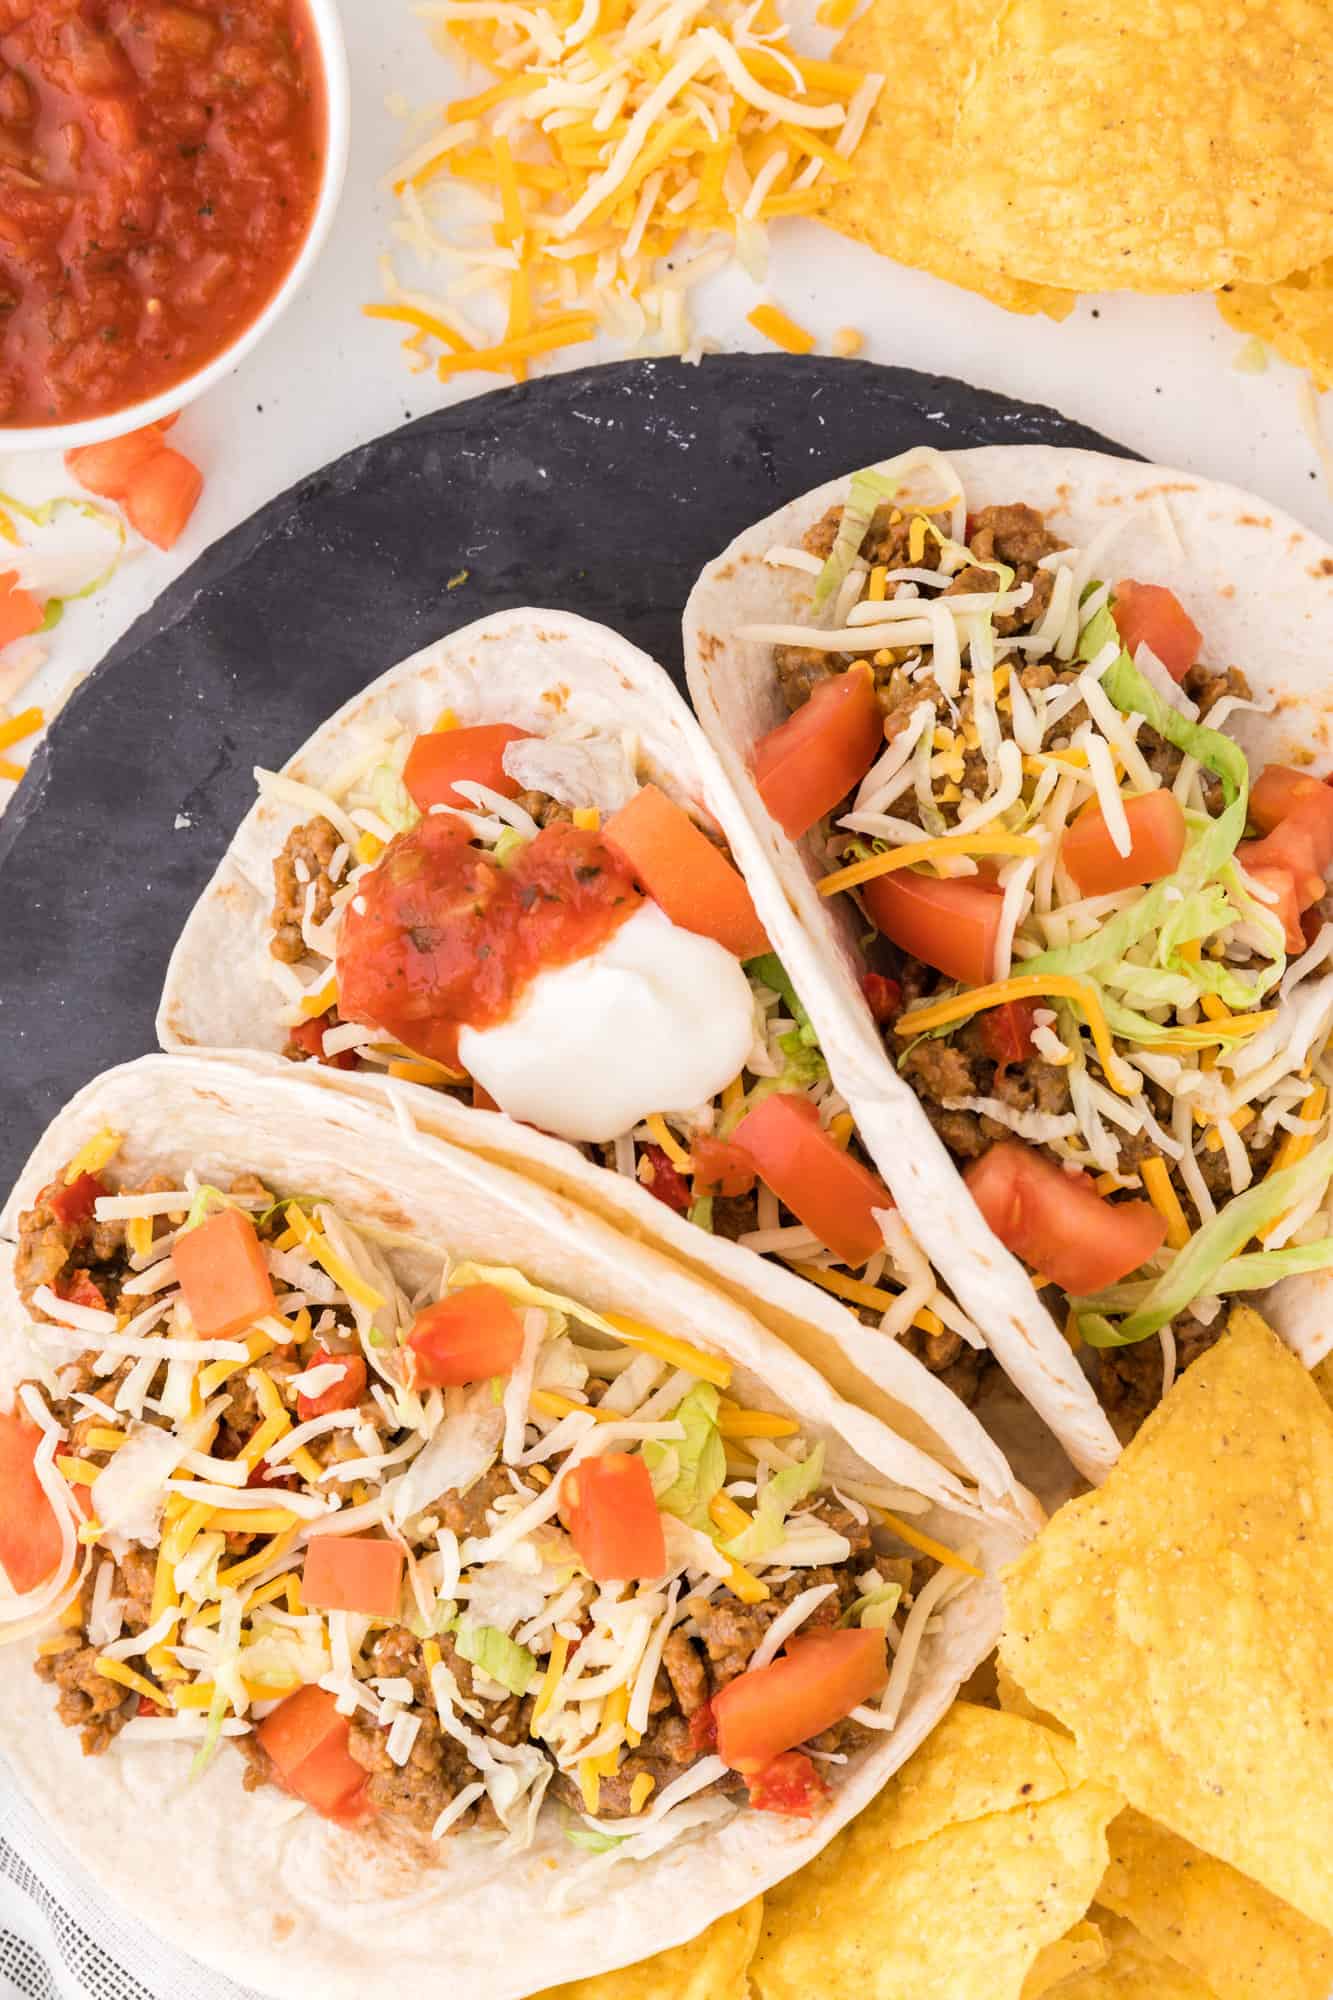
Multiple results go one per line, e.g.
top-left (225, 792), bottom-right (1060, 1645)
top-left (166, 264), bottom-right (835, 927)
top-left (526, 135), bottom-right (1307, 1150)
top-left (747, 304), bottom-right (815, 354)
top-left (786, 1259), bottom-right (944, 1337)
top-left (600, 1310), bottom-right (731, 1388)
top-left (875, 1512), bottom-right (980, 1578)
top-left (819, 831), bottom-right (1042, 897)
top-left (644, 1113), bottom-right (692, 1171)
top-left (1139, 1156), bottom-right (1191, 1250)
top-left (64, 1129), bottom-right (122, 1183)
top-left (895, 974), bottom-right (1134, 1099)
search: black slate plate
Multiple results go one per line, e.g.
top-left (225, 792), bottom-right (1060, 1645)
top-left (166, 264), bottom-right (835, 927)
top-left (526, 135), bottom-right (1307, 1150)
top-left (0, 354), bottom-right (1135, 1192)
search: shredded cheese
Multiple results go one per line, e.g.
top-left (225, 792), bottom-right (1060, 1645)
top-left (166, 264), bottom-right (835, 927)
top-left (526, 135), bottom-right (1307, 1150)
top-left (895, 974), bottom-right (1134, 1099)
top-left (818, 830), bottom-right (1041, 897)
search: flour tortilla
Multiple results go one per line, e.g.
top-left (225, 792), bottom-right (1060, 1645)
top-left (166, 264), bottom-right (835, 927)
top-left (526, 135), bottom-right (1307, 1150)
top-left (683, 446), bottom-right (1333, 1482)
top-left (0, 1053), bottom-right (1030, 2000)
top-left (154, 605), bottom-right (1026, 1511)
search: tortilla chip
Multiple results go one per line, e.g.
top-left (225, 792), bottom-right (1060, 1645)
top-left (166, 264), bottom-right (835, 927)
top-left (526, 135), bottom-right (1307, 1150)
top-left (1022, 1921), bottom-right (1109, 1996)
top-left (1314, 1351), bottom-right (1333, 1411)
top-left (824, 0), bottom-right (1076, 320)
top-left (1098, 1809), bottom-right (1333, 2000)
top-left (923, 0), bottom-right (1333, 294)
top-left (748, 1703), bottom-right (1119, 2000)
top-left (537, 1900), bottom-right (763, 2000)
top-left (1000, 1308), bottom-right (1333, 1932)
top-left (996, 1659), bottom-right (1064, 1731)
top-left (1057, 1911), bottom-right (1218, 1998)
top-left (1218, 261), bottom-right (1333, 391)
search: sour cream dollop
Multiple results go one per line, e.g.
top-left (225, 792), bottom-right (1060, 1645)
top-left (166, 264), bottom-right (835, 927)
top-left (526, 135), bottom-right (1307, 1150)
top-left (459, 902), bottom-right (754, 1143)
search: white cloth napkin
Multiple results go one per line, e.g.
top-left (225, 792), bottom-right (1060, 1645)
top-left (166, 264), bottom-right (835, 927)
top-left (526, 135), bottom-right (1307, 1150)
top-left (0, 1771), bottom-right (261, 2000)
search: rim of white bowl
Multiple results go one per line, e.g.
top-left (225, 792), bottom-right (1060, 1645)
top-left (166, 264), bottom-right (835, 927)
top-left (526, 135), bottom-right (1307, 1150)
top-left (0, 0), bottom-right (351, 454)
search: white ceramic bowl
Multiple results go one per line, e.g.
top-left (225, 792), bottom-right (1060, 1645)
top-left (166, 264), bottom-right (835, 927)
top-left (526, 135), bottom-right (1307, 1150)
top-left (2, 0), bottom-right (350, 454)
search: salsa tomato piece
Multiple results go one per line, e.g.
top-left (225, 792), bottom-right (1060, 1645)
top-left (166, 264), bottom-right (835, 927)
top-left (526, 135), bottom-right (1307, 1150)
top-left (564, 1453), bottom-right (665, 1582)
top-left (255, 1684), bottom-right (374, 1824)
top-left (45, 1170), bottom-right (104, 1228)
top-left (407, 1284), bottom-right (525, 1389)
top-left (0, 0), bottom-right (326, 428)
top-left (1062, 788), bottom-right (1187, 897)
top-left (604, 784), bottom-right (769, 960)
top-left (0, 1412), bottom-right (64, 1593)
top-left (402, 723), bottom-right (532, 813)
top-left (731, 1092), bottom-right (891, 1268)
top-left (638, 1142), bottom-right (692, 1213)
top-left (336, 816), bottom-right (642, 1069)
top-left (862, 870), bottom-right (1003, 988)
top-left (752, 668), bottom-right (883, 840)
top-left (296, 1345), bottom-right (366, 1421)
top-left (744, 1749), bottom-right (830, 1816)
top-left (172, 1206), bottom-right (274, 1340)
top-left (689, 1133), bottom-right (756, 1199)
top-left (1111, 582), bottom-right (1202, 682)
top-left (302, 1535), bottom-right (404, 1620)
top-left (712, 1628), bottom-right (888, 1773)
top-left (978, 999), bottom-right (1038, 1067)
top-left (288, 1010), bottom-right (358, 1071)
top-left (964, 1140), bottom-right (1167, 1295)
top-left (860, 970), bottom-right (902, 1025)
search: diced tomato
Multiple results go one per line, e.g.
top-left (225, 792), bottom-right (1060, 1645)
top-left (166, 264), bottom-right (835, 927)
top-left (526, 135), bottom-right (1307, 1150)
top-left (1062, 788), bottom-right (1187, 898)
top-left (1249, 764), bottom-right (1329, 833)
top-left (172, 1206), bottom-right (275, 1340)
top-left (136, 1695), bottom-right (159, 1717)
top-left (978, 999), bottom-right (1039, 1067)
top-left (65, 423), bottom-right (172, 502)
top-left (1239, 765), bottom-right (1333, 915)
top-left (302, 1535), bottom-right (405, 1619)
top-left (964, 1140), bottom-right (1167, 1295)
top-left (255, 1685), bottom-right (375, 1825)
top-left (402, 723), bottom-right (532, 813)
top-left (407, 1284), bottom-right (525, 1389)
top-left (0, 571), bottom-right (44, 650)
top-left (288, 1011), bottom-right (358, 1071)
top-left (564, 1453), bottom-right (666, 1582)
top-left (46, 1171), bottom-right (105, 1228)
top-left (752, 667), bottom-right (884, 840)
top-left (123, 448), bottom-right (204, 551)
top-left (1238, 861), bottom-right (1305, 953)
top-left (296, 1346), bottom-right (367, 1422)
top-left (712, 1628), bottom-right (888, 1774)
top-left (860, 971), bottom-right (902, 1025)
top-left (689, 1133), bottom-right (757, 1200)
top-left (0, 1413), bottom-right (64, 1594)
top-left (638, 1142), bottom-right (692, 1214)
top-left (603, 784), bottom-right (769, 959)
top-left (861, 870), bottom-right (1003, 987)
top-left (1111, 581), bottom-right (1202, 682)
top-left (57, 1269), bottom-right (107, 1312)
top-left (730, 1093), bottom-right (890, 1268)
top-left (689, 1702), bottom-right (718, 1754)
top-left (745, 1749), bottom-right (830, 1816)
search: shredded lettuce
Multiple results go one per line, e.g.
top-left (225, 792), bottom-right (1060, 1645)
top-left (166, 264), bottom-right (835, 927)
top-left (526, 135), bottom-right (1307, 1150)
top-left (723, 1442), bottom-right (825, 1561)
top-left (454, 1619), bottom-right (538, 1696)
top-left (369, 764), bottom-right (420, 836)
top-left (1076, 599), bottom-right (1118, 663)
top-left (493, 826), bottom-right (528, 866)
top-left (643, 1384), bottom-right (725, 1530)
top-left (843, 1581), bottom-right (903, 1630)
top-left (190, 1682), bottom-right (230, 1781)
top-left (565, 1825), bottom-right (627, 1852)
top-left (1078, 1135), bottom-right (1333, 1344)
top-left (812, 468), bottom-right (899, 611)
top-left (179, 1184), bottom-right (234, 1235)
top-left (720, 1044), bottom-right (828, 1137)
top-left (1211, 1239), bottom-right (1333, 1290)
top-left (687, 1195), bottom-right (715, 1232)
top-left (746, 953), bottom-right (820, 1049)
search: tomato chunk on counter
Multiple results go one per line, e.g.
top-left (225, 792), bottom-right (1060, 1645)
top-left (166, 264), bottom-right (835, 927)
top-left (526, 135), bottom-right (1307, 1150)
top-left (1062, 788), bottom-right (1186, 896)
top-left (0, 1413), bottom-right (65, 1594)
top-left (296, 1346), bottom-right (367, 1422)
top-left (964, 1140), bottom-right (1167, 1295)
top-left (564, 1453), bottom-right (666, 1582)
top-left (123, 449), bottom-right (204, 552)
top-left (1111, 581), bottom-right (1202, 682)
top-left (403, 722), bottom-right (533, 813)
top-left (730, 1093), bottom-right (890, 1267)
top-left (752, 668), bottom-right (883, 840)
top-left (255, 1685), bottom-right (374, 1824)
top-left (745, 1749), bottom-right (830, 1816)
top-left (302, 1535), bottom-right (404, 1619)
top-left (713, 1628), bottom-right (888, 1773)
top-left (603, 784), bottom-right (769, 959)
top-left (861, 870), bottom-right (1003, 988)
top-left (172, 1207), bottom-right (275, 1340)
top-left (0, 572), bottom-right (44, 650)
top-left (66, 424), bottom-right (173, 501)
top-left (407, 1284), bottom-right (525, 1389)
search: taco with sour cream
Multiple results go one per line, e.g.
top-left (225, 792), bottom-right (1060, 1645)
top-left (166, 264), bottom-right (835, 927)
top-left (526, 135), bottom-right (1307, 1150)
top-left (685, 444), bottom-right (1333, 1460)
top-left (0, 1054), bottom-right (1027, 2000)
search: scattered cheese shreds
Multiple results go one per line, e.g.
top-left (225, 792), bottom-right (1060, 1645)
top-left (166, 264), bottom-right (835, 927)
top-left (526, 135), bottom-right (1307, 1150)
top-left (373, 0), bottom-right (876, 375)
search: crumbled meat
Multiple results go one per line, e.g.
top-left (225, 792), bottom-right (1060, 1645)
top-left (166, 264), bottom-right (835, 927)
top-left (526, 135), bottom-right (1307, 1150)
top-left (966, 502), bottom-right (1063, 573)
top-left (510, 789), bottom-right (573, 830)
top-left (661, 1629), bottom-right (709, 1716)
top-left (271, 816), bottom-right (342, 963)
top-left (34, 1642), bottom-right (134, 1755)
top-left (433, 1465), bottom-right (513, 1542)
top-left (1098, 1317), bottom-right (1225, 1443)
top-left (774, 643), bottom-right (838, 712)
top-left (14, 1172), bottom-right (179, 1317)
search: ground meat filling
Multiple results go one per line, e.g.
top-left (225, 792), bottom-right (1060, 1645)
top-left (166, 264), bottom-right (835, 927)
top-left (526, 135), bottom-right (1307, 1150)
top-left (270, 815), bottom-right (343, 964)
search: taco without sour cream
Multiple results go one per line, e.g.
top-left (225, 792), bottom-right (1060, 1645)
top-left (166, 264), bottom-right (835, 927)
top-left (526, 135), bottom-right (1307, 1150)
top-left (0, 1054), bottom-right (1027, 2000)
top-left (685, 444), bottom-right (1333, 1472)
top-left (155, 605), bottom-right (1028, 1506)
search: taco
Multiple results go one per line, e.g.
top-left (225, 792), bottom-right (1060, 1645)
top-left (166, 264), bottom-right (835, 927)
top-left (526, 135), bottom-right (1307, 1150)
top-left (0, 1054), bottom-right (1025, 2000)
top-left (155, 605), bottom-right (1033, 1500)
top-left (684, 444), bottom-right (1333, 1459)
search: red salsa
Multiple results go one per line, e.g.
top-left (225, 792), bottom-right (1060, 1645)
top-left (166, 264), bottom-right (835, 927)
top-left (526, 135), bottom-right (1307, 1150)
top-left (336, 816), bottom-right (644, 1069)
top-left (0, 0), bottom-right (326, 427)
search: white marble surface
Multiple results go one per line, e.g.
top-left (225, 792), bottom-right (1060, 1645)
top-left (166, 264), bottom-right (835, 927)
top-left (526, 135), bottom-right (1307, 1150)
top-left (2, 0), bottom-right (1330, 795)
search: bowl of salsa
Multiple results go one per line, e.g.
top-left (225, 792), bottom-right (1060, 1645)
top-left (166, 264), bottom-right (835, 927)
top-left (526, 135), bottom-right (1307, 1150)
top-left (0, 0), bottom-right (349, 447)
